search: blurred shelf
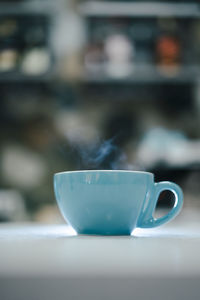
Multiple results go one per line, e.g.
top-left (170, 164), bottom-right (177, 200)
top-left (138, 140), bottom-right (200, 172)
top-left (0, 1), bottom-right (59, 16)
top-left (0, 70), bottom-right (55, 82)
top-left (82, 65), bottom-right (200, 84)
top-left (79, 1), bottom-right (200, 18)
top-left (149, 163), bottom-right (200, 172)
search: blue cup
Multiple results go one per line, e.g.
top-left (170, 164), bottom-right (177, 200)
top-left (54, 170), bottom-right (183, 235)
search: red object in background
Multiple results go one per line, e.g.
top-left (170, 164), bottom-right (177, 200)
top-left (156, 36), bottom-right (180, 67)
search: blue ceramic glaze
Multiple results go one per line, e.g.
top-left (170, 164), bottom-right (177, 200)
top-left (54, 170), bottom-right (183, 235)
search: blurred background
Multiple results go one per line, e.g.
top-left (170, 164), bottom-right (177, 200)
top-left (0, 0), bottom-right (200, 223)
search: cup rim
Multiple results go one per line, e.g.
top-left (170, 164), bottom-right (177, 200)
top-left (54, 170), bottom-right (153, 177)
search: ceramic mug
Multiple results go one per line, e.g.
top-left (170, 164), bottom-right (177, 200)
top-left (54, 170), bottom-right (183, 235)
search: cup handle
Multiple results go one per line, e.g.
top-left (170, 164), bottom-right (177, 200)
top-left (138, 181), bottom-right (183, 228)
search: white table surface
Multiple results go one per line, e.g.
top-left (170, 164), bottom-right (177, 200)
top-left (1, 209), bottom-right (200, 300)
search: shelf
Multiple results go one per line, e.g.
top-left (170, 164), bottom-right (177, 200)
top-left (82, 64), bottom-right (200, 84)
top-left (149, 163), bottom-right (200, 172)
top-left (0, 69), bottom-right (55, 82)
top-left (0, 1), bottom-right (59, 16)
top-left (79, 1), bottom-right (200, 18)
top-left (138, 139), bottom-right (200, 172)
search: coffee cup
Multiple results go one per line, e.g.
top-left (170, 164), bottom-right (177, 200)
top-left (54, 170), bottom-right (183, 235)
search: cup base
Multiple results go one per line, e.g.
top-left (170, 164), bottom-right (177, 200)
top-left (77, 229), bottom-right (132, 236)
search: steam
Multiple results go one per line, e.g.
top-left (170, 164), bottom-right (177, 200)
top-left (80, 137), bottom-right (119, 169)
top-left (75, 137), bottom-right (144, 171)
top-left (55, 133), bottom-right (144, 171)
